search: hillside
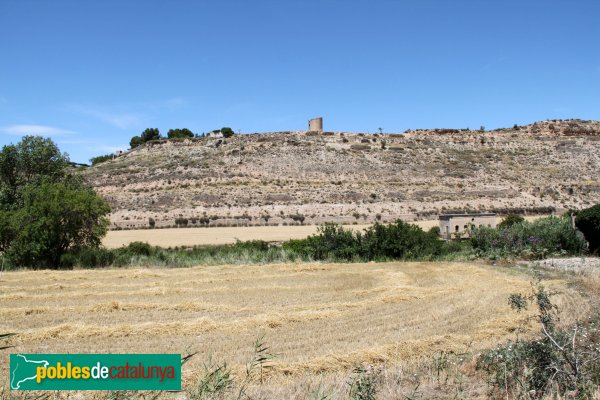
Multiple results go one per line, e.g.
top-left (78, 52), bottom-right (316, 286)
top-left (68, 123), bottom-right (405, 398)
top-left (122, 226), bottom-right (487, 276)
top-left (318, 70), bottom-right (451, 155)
top-left (83, 119), bottom-right (600, 229)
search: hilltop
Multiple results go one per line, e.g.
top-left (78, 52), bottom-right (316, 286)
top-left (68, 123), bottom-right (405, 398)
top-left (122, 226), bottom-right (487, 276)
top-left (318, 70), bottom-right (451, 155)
top-left (83, 119), bottom-right (600, 229)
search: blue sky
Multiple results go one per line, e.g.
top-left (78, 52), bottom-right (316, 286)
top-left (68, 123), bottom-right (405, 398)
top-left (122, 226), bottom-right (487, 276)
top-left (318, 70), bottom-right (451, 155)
top-left (1, 0), bottom-right (599, 163)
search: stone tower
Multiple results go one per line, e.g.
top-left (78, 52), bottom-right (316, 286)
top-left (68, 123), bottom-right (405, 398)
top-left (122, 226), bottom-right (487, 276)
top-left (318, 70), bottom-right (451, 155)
top-left (308, 117), bottom-right (323, 132)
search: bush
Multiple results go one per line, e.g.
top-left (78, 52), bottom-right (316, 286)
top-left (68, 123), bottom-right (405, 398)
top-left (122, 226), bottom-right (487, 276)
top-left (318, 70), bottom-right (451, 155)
top-left (229, 240), bottom-right (270, 252)
top-left (221, 127), bottom-right (234, 138)
top-left (309, 223), bottom-right (360, 261)
top-left (478, 282), bottom-right (600, 398)
top-left (122, 241), bottom-right (154, 257)
top-left (59, 253), bottom-right (77, 269)
top-left (175, 217), bottom-right (188, 227)
top-left (288, 213), bottom-right (305, 224)
top-left (77, 247), bottom-right (114, 268)
top-left (348, 366), bottom-right (380, 400)
top-left (471, 216), bottom-right (585, 259)
top-left (283, 220), bottom-right (446, 262)
top-left (360, 221), bottom-right (444, 260)
top-left (89, 154), bottom-right (113, 165)
top-left (498, 213), bottom-right (525, 229)
top-left (167, 128), bottom-right (194, 139)
top-left (576, 204), bottom-right (600, 254)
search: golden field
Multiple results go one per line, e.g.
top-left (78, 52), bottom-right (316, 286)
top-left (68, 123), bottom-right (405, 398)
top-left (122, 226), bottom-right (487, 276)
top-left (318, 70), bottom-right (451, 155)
top-left (103, 224), bottom-right (372, 248)
top-left (0, 261), bottom-right (590, 398)
top-left (102, 216), bottom-right (547, 248)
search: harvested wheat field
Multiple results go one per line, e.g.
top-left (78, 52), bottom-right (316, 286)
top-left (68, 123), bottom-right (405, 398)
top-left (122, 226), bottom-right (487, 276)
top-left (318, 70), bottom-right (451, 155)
top-left (103, 224), bottom-right (372, 248)
top-left (102, 217), bottom-right (547, 249)
top-left (0, 262), bottom-right (588, 398)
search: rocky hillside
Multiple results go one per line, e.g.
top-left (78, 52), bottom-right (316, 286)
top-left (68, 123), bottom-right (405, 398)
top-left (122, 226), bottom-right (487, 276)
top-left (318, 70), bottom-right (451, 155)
top-left (83, 119), bottom-right (600, 229)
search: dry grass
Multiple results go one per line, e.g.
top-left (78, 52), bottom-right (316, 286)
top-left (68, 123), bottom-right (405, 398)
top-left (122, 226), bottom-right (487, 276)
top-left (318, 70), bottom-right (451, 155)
top-left (0, 261), bottom-right (591, 398)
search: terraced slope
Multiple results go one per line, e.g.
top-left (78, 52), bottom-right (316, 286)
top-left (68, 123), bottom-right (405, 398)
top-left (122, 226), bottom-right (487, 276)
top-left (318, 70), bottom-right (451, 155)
top-left (83, 119), bottom-right (600, 229)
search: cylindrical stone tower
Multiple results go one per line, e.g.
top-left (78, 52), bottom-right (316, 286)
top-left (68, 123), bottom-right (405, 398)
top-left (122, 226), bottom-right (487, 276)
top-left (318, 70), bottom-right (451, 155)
top-left (308, 117), bottom-right (323, 132)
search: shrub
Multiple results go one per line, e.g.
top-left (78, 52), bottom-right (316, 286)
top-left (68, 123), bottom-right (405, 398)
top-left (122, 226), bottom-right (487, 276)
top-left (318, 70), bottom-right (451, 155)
top-left (576, 204), bottom-right (600, 254)
top-left (122, 241), bottom-right (153, 257)
top-left (59, 253), bottom-right (77, 269)
top-left (231, 240), bottom-right (270, 252)
top-left (288, 213), bottom-right (305, 224)
top-left (220, 127), bottom-right (234, 138)
top-left (77, 247), bottom-right (114, 268)
top-left (498, 213), bottom-right (525, 229)
top-left (471, 216), bottom-right (585, 259)
top-left (282, 238), bottom-right (314, 258)
top-left (305, 223), bottom-right (361, 261)
top-left (187, 357), bottom-right (232, 399)
top-left (167, 128), bottom-right (194, 139)
top-left (348, 366), bottom-right (380, 400)
top-left (283, 220), bottom-right (446, 262)
top-left (478, 281), bottom-right (600, 398)
top-left (360, 221), bottom-right (444, 260)
top-left (175, 217), bottom-right (188, 227)
top-left (89, 154), bottom-right (113, 165)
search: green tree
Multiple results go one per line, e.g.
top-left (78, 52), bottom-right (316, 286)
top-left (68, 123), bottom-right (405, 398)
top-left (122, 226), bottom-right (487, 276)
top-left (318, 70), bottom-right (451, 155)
top-left (221, 127), bottom-right (234, 138)
top-left (167, 128), bottom-right (194, 139)
top-left (0, 136), bottom-right (69, 207)
top-left (140, 128), bottom-right (161, 142)
top-left (4, 182), bottom-right (110, 268)
top-left (0, 136), bottom-right (111, 268)
top-left (129, 135), bottom-right (143, 149)
top-left (576, 204), bottom-right (600, 254)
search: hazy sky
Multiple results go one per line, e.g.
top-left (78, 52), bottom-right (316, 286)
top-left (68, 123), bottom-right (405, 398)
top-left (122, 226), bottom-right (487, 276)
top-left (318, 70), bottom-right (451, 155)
top-left (1, 0), bottom-right (599, 163)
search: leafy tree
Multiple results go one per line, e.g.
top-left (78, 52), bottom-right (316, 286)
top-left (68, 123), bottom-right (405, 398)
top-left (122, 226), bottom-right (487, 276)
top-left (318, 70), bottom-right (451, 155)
top-left (129, 135), bottom-right (143, 149)
top-left (3, 181), bottom-right (110, 268)
top-left (221, 127), bottom-right (234, 138)
top-left (498, 213), bottom-right (525, 229)
top-left (0, 136), bottom-right (69, 207)
top-left (167, 128), bottom-right (194, 139)
top-left (576, 204), bottom-right (600, 254)
top-left (0, 136), bottom-right (111, 268)
top-left (140, 128), bottom-right (161, 142)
